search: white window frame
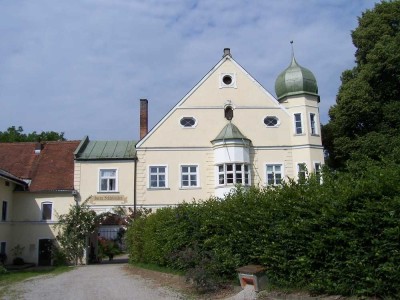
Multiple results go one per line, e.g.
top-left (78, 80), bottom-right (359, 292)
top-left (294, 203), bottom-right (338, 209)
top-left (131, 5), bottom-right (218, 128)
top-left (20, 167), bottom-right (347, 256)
top-left (297, 163), bottom-right (307, 182)
top-left (293, 113), bottom-right (303, 135)
top-left (263, 116), bottom-right (280, 128)
top-left (98, 168), bottom-right (118, 193)
top-left (1, 201), bottom-right (7, 222)
top-left (216, 163), bottom-right (250, 186)
top-left (219, 73), bottom-right (237, 89)
top-left (148, 165), bottom-right (168, 189)
top-left (309, 112), bottom-right (318, 135)
top-left (179, 117), bottom-right (197, 128)
top-left (314, 161), bottom-right (322, 183)
top-left (265, 163), bottom-right (284, 186)
top-left (180, 165), bottom-right (200, 189)
top-left (41, 202), bottom-right (53, 221)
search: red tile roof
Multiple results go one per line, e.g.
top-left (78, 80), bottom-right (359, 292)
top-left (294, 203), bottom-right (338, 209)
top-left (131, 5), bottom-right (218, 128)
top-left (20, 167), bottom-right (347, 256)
top-left (0, 141), bottom-right (80, 192)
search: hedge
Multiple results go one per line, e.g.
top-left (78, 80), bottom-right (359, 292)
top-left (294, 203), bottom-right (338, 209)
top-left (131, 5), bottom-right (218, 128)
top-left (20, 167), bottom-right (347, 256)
top-left (126, 160), bottom-right (400, 297)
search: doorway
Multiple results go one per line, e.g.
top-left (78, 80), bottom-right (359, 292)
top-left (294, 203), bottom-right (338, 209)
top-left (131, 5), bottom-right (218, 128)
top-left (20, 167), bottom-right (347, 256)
top-left (38, 239), bottom-right (53, 266)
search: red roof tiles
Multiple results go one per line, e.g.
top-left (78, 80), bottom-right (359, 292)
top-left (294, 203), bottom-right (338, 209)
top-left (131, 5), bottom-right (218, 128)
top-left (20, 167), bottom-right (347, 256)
top-left (0, 141), bottom-right (80, 192)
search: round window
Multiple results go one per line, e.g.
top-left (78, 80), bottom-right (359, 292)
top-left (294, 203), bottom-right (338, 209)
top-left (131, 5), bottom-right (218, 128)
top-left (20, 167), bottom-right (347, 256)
top-left (222, 75), bottom-right (233, 85)
top-left (264, 116), bottom-right (278, 127)
top-left (180, 117), bottom-right (196, 127)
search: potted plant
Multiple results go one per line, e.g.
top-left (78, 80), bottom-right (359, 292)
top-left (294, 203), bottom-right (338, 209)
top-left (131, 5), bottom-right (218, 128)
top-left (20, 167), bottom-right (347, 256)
top-left (98, 237), bottom-right (120, 261)
top-left (11, 245), bottom-right (25, 265)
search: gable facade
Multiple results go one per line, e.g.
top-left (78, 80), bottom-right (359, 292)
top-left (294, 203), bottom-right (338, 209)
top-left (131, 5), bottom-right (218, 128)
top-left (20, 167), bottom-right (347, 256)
top-left (135, 49), bottom-right (323, 206)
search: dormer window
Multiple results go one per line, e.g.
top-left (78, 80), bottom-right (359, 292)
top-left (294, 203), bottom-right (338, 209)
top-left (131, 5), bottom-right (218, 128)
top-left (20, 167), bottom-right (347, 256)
top-left (180, 117), bottom-right (196, 128)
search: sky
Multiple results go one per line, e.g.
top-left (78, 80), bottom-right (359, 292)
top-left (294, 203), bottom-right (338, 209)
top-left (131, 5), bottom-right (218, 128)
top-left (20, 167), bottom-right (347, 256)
top-left (0, 0), bottom-right (379, 141)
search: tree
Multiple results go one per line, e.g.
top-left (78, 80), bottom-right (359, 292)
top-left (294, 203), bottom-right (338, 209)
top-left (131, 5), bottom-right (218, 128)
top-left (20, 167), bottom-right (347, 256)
top-left (323, 1), bottom-right (400, 169)
top-left (55, 200), bottom-right (100, 265)
top-left (0, 126), bottom-right (66, 142)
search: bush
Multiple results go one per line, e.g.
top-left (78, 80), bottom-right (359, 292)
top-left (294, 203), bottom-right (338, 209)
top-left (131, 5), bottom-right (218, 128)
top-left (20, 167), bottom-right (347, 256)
top-left (98, 237), bottom-right (121, 260)
top-left (52, 246), bottom-right (69, 266)
top-left (126, 160), bottom-right (400, 298)
top-left (0, 253), bottom-right (7, 265)
top-left (12, 257), bottom-right (24, 265)
top-left (0, 266), bottom-right (8, 274)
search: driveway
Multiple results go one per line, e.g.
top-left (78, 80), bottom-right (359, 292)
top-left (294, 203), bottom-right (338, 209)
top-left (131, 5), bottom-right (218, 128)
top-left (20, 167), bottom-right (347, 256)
top-left (4, 262), bottom-right (183, 300)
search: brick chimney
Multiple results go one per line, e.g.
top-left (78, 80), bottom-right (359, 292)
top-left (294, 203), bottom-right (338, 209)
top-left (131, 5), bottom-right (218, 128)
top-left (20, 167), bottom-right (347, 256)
top-left (140, 99), bottom-right (148, 139)
top-left (223, 48), bottom-right (231, 57)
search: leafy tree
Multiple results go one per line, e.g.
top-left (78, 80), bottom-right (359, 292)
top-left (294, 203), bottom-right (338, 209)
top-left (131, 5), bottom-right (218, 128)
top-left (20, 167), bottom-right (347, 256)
top-left (0, 126), bottom-right (65, 142)
top-left (55, 200), bottom-right (100, 265)
top-left (323, 1), bottom-right (400, 168)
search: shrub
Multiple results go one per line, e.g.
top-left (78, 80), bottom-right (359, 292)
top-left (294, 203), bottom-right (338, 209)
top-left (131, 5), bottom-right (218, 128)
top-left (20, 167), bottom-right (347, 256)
top-left (126, 160), bottom-right (400, 298)
top-left (0, 266), bottom-right (8, 275)
top-left (12, 257), bottom-right (24, 265)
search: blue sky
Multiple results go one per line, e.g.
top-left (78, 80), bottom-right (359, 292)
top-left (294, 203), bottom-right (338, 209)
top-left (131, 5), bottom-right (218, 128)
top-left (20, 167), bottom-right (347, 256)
top-left (0, 0), bottom-right (378, 140)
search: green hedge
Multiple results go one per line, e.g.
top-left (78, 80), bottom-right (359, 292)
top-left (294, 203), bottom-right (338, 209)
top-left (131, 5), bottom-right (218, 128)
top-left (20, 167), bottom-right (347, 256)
top-left (126, 160), bottom-right (400, 297)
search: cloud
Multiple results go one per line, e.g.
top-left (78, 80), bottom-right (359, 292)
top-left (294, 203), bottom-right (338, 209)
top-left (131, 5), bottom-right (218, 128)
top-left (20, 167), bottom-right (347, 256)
top-left (0, 0), bottom-right (378, 140)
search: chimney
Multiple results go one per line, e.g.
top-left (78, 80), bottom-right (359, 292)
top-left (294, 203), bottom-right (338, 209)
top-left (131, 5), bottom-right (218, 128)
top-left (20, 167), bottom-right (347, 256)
top-left (223, 48), bottom-right (231, 57)
top-left (140, 99), bottom-right (148, 139)
top-left (34, 142), bottom-right (43, 154)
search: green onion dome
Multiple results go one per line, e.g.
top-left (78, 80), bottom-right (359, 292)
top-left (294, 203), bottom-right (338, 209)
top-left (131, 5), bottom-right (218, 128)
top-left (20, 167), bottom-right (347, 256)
top-left (275, 55), bottom-right (319, 101)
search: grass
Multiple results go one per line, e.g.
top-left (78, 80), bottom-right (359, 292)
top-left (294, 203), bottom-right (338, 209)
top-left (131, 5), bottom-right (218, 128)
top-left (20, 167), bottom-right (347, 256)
top-left (0, 266), bottom-right (73, 298)
top-left (129, 261), bottom-right (185, 276)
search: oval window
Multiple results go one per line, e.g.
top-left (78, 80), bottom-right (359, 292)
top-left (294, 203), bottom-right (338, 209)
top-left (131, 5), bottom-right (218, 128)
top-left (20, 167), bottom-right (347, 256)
top-left (264, 116), bottom-right (278, 127)
top-left (180, 117), bottom-right (196, 127)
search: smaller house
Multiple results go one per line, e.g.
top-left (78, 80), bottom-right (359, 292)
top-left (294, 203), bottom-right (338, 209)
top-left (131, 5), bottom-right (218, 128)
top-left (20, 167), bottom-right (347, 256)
top-left (0, 141), bottom-right (80, 265)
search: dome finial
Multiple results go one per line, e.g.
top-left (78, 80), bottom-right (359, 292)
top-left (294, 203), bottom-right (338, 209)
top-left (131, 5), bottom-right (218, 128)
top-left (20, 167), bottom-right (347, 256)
top-left (290, 40), bottom-right (297, 65)
top-left (274, 42), bottom-right (319, 101)
top-left (290, 40), bottom-right (294, 57)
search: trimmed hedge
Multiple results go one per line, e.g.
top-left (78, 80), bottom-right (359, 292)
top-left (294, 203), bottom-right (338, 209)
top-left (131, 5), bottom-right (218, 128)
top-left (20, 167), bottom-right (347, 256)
top-left (126, 160), bottom-right (400, 297)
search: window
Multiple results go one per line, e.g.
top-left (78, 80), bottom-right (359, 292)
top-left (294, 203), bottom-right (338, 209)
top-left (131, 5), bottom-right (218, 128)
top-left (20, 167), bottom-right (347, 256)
top-left (266, 164), bottom-right (283, 185)
top-left (297, 163), bottom-right (307, 183)
top-left (41, 202), bottom-right (52, 221)
top-left (310, 113), bottom-right (317, 135)
top-left (222, 75), bottom-right (232, 85)
top-left (1, 201), bottom-right (7, 221)
top-left (217, 163), bottom-right (250, 186)
top-left (149, 166), bottom-right (167, 188)
top-left (294, 113), bottom-right (303, 134)
top-left (180, 117), bottom-right (196, 128)
top-left (0, 242), bottom-right (5, 255)
top-left (220, 73), bottom-right (236, 88)
top-left (264, 116), bottom-right (279, 127)
top-left (224, 106), bottom-right (233, 120)
top-left (99, 169), bottom-right (117, 192)
top-left (181, 165), bottom-right (199, 188)
top-left (314, 162), bottom-right (322, 183)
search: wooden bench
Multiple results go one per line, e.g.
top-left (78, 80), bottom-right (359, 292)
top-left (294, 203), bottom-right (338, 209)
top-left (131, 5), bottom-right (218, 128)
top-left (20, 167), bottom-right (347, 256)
top-left (236, 264), bottom-right (267, 292)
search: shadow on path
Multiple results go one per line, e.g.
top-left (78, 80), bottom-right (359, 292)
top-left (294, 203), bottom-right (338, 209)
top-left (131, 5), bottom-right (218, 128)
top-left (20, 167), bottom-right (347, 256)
top-left (100, 254), bottom-right (129, 265)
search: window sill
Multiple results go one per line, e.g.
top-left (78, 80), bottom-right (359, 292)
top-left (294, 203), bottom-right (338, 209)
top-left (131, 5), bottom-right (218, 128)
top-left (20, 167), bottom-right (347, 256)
top-left (179, 187), bottom-right (201, 190)
top-left (311, 134), bottom-right (320, 137)
top-left (294, 133), bottom-right (306, 136)
top-left (97, 191), bottom-right (120, 194)
top-left (216, 184), bottom-right (250, 188)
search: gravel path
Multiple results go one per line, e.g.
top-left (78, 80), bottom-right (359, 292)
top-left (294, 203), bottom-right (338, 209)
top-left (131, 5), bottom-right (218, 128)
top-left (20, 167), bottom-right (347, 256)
top-left (4, 263), bottom-right (183, 300)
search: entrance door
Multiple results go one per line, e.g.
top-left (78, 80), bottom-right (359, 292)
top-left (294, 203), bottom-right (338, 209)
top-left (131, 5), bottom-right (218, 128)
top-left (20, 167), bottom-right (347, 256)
top-left (38, 239), bottom-right (53, 266)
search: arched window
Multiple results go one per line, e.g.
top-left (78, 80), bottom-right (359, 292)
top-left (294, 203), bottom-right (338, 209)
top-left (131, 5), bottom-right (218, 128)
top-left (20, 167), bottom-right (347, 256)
top-left (225, 106), bottom-right (233, 120)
